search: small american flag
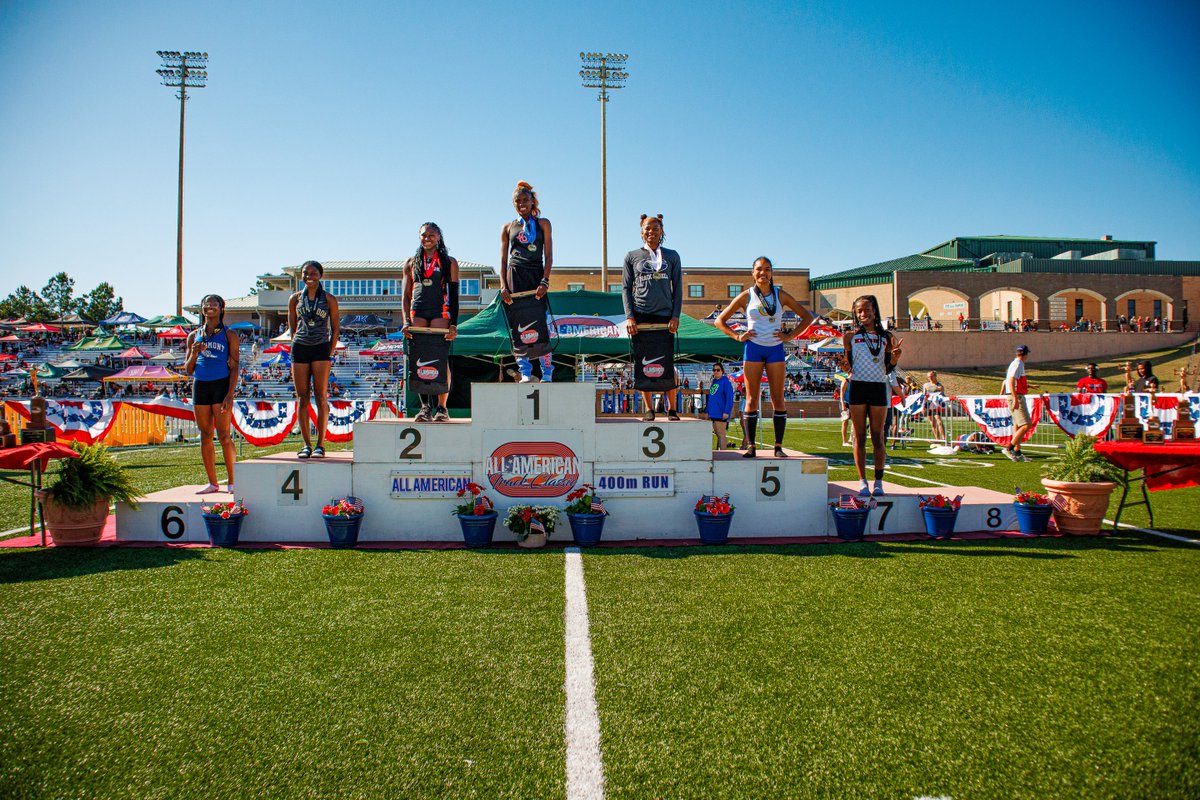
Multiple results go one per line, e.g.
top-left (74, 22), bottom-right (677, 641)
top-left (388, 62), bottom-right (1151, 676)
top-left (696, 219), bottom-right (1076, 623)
top-left (530, 516), bottom-right (546, 535)
top-left (1052, 493), bottom-right (1068, 511)
top-left (346, 496), bottom-right (364, 514)
top-left (952, 494), bottom-right (964, 508)
top-left (476, 495), bottom-right (493, 511)
top-left (590, 498), bottom-right (606, 515)
top-left (838, 493), bottom-right (858, 509)
top-left (720, 493), bottom-right (731, 504)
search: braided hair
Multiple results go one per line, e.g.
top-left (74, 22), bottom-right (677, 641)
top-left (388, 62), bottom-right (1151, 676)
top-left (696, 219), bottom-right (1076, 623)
top-left (413, 222), bottom-right (451, 281)
top-left (852, 294), bottom-right (894, 372)
top-left (640, 213), bottom-right (665, 243)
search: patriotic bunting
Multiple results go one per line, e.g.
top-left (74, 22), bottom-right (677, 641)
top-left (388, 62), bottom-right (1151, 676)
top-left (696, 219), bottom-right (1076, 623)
top-left (5, 399), bottom-right (123, 445)
top-left (230, 401), bottom-right (297, 446)
top-left (126, 396), bottom-right (196, 421)
top-left (1132, 393), bottom-right (1200, 437)
top-left (309, 399), bottom-right (381, 443)
top-left (956, 395), bottom-right (1044, 447)
top-left (1041, 393), bottom-right (1119, 439)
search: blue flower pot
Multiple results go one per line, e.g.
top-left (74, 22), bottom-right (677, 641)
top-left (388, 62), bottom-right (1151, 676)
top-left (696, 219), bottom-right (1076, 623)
top-left (1013, 502), bottom-right (1052, 535)
top-left (458, 511), bottom-right (498, 547)
top-left (202, 513), bottom-right (244, 547)
top-left (922, 507), bottom-right (958, 539)
top-left (831, 507), bottom-right (871, 540)
top-left (566, 512), bottom-right (606, 546)
top-left (323, 514), bottom-right (362, 548)
top-left (694, 510), bottom-right (734, 544)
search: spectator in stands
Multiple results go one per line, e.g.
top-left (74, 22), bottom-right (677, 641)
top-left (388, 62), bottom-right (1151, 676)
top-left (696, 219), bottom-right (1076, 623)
top-left (706, 363), bottom-right (734, 450)
top-left (1076, 363), bottom-right (1108, 394)
top-left (715, 256), bottom-right (814, 458)
top-left (402, 222), bottom-right (459, 422)
top-left (185, 294), bottom-right (239, 494)
top-left (289, 260), bottom-right (339, 459)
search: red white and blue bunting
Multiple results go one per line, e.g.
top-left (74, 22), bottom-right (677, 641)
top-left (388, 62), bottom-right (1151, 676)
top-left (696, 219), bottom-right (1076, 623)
top-left (309, 399), bottom-right (381, 443)
top-left (1132, 392), bottom-right (1200, 438)
top-left (230, 401), bottom-right (297, 446)
top-left (1041, 393), bottom-right (1120, 439)
top-left (956, 395), bottom-right (1044, 447)
top-left (5, 399), bottom-right (123, 445)
top-left (126, 397), bottom-right (197, 421)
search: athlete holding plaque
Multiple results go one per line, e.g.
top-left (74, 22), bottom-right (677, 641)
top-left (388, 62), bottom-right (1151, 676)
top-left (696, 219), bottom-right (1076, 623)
top-left (401, 222), bottom-right (459, 422)
top-left (715, 256), bottom-right (813, 457)
top-left (288, 260), bottom-right (340, 459)
top-left (623, 214), bottom-right (683, 421)
top-left (839, 295), bottom-right (903, 496)
top-left (499, 181), bottom-right (555, 383)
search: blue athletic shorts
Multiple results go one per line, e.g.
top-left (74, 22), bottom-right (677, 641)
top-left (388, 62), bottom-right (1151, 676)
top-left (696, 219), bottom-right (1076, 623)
top-left (743, 341), bottom-right (786, 364)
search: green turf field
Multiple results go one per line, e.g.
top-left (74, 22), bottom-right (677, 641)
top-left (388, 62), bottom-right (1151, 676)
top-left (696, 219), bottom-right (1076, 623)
top-left (1, 425), bottom-right (1198, 797)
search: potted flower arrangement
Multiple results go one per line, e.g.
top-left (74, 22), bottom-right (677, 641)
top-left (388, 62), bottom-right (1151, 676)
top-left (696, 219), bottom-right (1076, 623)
top-left (504, 504), bottom-right (559, 548)
top-left (38, 442), bottom-right (139, 545)
top-left (694, 493), bottom-right (735, 544)
top-left (321, 496), bottom-right (364, 548)
top-left (563, 483), bottom-right (607, 546)
top-left (918, 494), bottom-right (962, 539)
top-left (1013, 489), bottom-right (1053, 536)
top-left (829, 494), bottom-right (873, 541)
top-left (1041, 434), bottom-right (1121, 535)
top-left (451, 482), bottom-right (498, 547)
top-left (201, 499), bottom-right (248, 547)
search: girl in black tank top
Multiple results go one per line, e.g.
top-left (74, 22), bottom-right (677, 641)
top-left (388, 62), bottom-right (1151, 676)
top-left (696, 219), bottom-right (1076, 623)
top-left (402, 222), bottom-right (459, 422)
top-left (499, 181), bottom-right (555, 382)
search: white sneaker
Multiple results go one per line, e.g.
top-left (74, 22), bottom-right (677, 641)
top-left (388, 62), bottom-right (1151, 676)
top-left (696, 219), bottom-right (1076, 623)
top-left (225, 484), bottom-right (234, 494)
top-left (518, 375), bottom-right (534, 383)
top-left (1002, 447), bottom-right (1019, 462)
top-left (857, 483), bottom-right (871, 498)
top-left (872, 482), bottom-right (885, 497)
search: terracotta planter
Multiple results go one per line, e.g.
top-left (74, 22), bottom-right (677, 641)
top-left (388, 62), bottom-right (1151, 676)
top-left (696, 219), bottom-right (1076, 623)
top-left (1040, 479), bottom-right (1117, 535)
top-left (39, 494), bottom-right (110, 546)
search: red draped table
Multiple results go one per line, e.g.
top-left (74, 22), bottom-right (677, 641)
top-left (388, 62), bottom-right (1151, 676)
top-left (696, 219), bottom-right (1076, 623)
top-left (1094, 440), bottom-right (1200, 530)
top-left (0, 442), bottom-right (80, 545)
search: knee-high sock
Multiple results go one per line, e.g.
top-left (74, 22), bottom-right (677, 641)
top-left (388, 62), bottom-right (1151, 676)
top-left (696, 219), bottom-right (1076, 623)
top-left (773, 411), bottom-right (787, 444)
top-left (744, 412), bottom-right (759, 445)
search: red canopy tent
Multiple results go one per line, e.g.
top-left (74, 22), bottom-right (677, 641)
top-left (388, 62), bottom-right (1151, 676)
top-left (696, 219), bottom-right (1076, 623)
top-left (156, 325), bottom-right (190, 340)
top-left (0, 353), bottom-right (17, 361)
top-left (262, 343), bottom-right (291, 354)
top-left (18, 323), bottom-right (61, 333)
top-left (0, 334), bottom-right (22, 343)
top-left (798, 322), bottom-right (841, 340)
top-left (102, 364), bottom-right (189, 382)
top-left (116, 346), bottom-right (151, 360)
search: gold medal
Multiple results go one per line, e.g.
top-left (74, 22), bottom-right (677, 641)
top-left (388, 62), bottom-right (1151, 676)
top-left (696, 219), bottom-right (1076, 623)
top-left (422, 280), bottom-right (432, 287)
top-left (527, 244), bottom-right (537, 252)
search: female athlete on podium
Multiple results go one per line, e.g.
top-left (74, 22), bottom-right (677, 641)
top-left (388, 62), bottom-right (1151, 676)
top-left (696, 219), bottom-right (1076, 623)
top-left (402, 222), bottom-right (459, 421)
top-left (622, 214), bottom-right (683, 421)
top-left (185, 294), bottom-right (239, 493)
top-left (840, 294), bottom-right (903, 496)
top-left (288, 260), bottom-right (340, 459)
top-left (715, 256), bottom-right (812, 457)
top-left (499, 181), bottom-right (554, 383)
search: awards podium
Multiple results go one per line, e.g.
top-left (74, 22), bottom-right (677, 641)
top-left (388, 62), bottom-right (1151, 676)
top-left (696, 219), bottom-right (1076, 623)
top-left (116, 382), bottom-right (1020, 543)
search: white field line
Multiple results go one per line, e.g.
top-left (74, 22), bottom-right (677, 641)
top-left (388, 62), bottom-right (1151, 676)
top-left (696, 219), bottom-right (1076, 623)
top-left (564, 547), bottom-right (606, 800)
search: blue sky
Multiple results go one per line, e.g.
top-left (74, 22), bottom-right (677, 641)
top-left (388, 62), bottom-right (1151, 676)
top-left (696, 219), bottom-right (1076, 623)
top-left (1, 0), bottom-right (1197, 314)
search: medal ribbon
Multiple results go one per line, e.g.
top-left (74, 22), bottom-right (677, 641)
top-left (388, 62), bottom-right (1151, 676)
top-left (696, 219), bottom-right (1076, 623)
top-left (520, 216), bottom-right (537, 245)
top-left (423, 253), bottom-right (441, 280)
top-left (754, 285), bottom-right (777, 317)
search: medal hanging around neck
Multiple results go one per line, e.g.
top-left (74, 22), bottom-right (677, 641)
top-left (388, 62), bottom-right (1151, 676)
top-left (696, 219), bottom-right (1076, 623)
top-left (755, 285), bottom-right (777, 318)
top-left (518, 217), bottom-right (537, 250)
top-left (302, 289), bottom-right (321, 328)
top-left (423, 252), bottom-right (440, 280)
top-left (861, 326), bottom-right (883, 363)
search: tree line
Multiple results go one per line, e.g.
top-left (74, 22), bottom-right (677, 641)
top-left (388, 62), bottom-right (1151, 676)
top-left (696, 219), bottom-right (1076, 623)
top-left (0, 272), bottom-right (123, 324)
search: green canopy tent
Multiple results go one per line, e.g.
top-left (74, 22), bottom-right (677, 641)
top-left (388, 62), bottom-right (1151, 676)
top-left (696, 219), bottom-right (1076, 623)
top-left (436, 290), bottom-right (743, 411)
top-left (63, 335), bottom-right (129, 351)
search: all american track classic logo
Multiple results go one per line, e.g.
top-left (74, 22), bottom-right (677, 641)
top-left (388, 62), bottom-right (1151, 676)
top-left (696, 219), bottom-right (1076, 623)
top-left (486, 441), bottom-right (581, 498)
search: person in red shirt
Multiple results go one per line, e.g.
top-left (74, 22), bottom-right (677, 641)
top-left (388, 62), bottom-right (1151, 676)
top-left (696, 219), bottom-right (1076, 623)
top-left (1075, 363), bottom-right (1108, 394)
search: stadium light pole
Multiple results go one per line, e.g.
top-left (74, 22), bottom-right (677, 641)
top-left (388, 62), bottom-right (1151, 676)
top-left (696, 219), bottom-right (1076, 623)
top-left (156, 50), bottom-right (208, 316)
top-left (579, 52), bottom-right (628, 291)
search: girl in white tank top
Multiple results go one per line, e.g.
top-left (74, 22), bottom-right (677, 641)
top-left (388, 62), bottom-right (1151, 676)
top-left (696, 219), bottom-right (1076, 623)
top-left (745, 285), bottom-right (783, 346)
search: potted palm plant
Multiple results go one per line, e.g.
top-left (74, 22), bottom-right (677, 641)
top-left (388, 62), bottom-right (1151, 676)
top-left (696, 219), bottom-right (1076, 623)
top-left (1041, 434), bottom-right (1121, 534)
top-left (38, 442), bottom-right (139, 545)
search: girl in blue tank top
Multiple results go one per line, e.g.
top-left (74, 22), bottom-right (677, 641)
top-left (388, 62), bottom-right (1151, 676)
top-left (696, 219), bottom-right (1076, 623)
top-left (185, 294), bottom-right (240, 495)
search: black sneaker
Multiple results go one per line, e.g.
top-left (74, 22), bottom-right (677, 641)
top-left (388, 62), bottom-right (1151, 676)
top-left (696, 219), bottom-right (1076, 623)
top-left (414, 406), bottom-right (432, 422)
top-left (667, 410), bottom-right (681, 421)
top-left (642, 409), bottom-right (655, 422)
top-left (774, 445), bottom-right (787, 458)
top-left (742, 445), bottom-right (756, 458)
top-left (433, 407), bottom-right (449, 422)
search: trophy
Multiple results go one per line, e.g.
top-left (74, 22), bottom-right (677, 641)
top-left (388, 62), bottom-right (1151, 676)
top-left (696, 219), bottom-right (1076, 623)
top-left (1143, 387), bottom-right (1165, 444)
top-left (20, 384), bottom-right (57, 445)
top-left (0, 419), bottom-right (15, 449)
top-left (1117, 365), bottom-right (1143, 441)
top-left (1174, 368), bottom-right (1196, 441)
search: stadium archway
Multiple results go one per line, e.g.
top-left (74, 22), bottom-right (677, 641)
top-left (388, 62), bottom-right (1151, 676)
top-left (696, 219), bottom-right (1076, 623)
top-left (977, 287), bottom-right (1040, 328)
top-left (905, 286), bottom-right (969, 326)
top-left (1049, 287), bottom-right (1108, 329)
